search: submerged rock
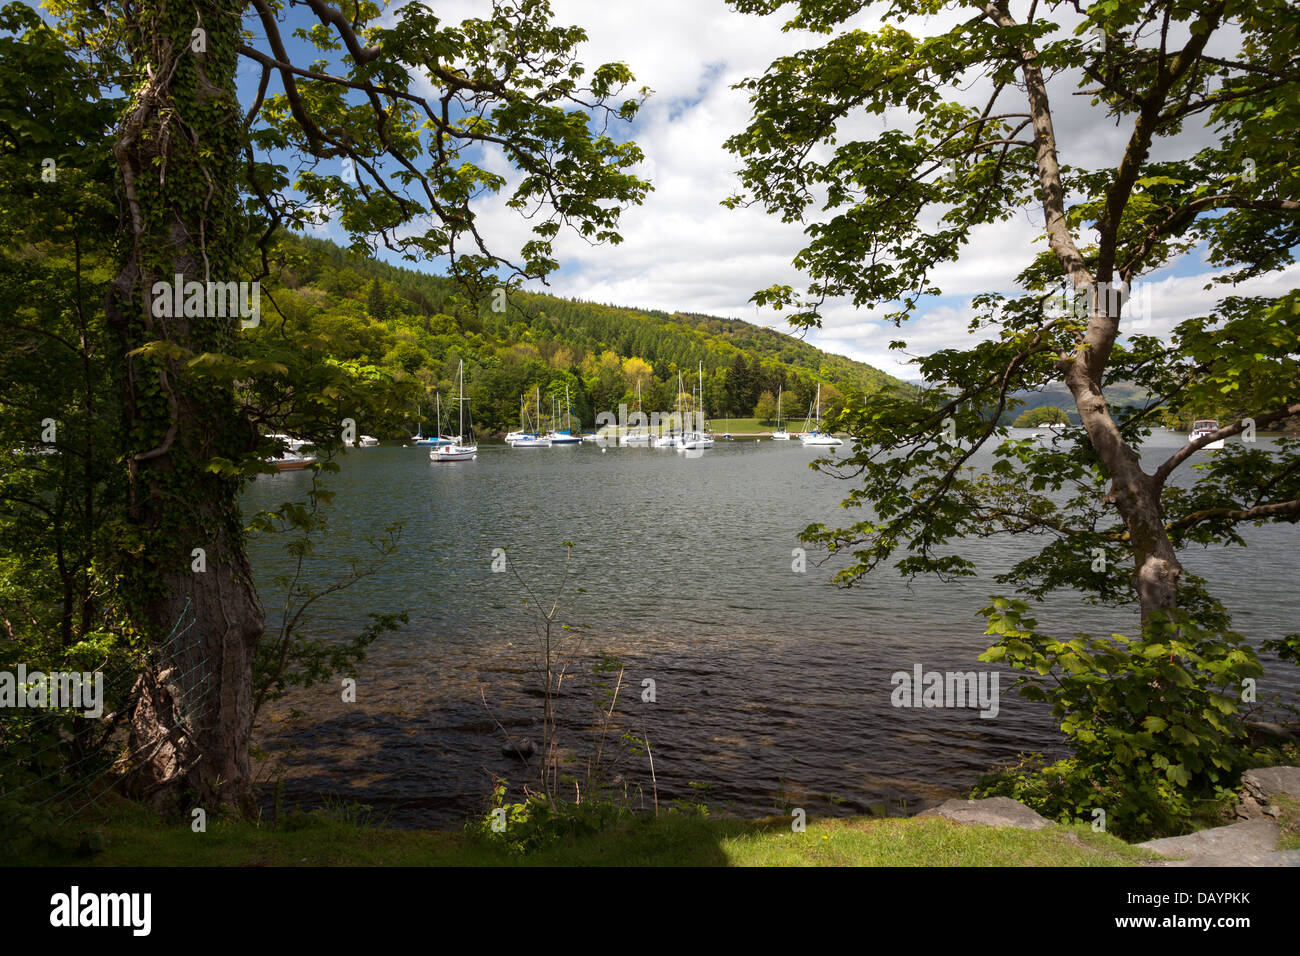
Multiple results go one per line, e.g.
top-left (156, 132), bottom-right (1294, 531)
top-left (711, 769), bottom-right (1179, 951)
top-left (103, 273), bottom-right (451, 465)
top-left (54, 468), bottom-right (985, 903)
top-left (502, 738), bottom-right (536, 759)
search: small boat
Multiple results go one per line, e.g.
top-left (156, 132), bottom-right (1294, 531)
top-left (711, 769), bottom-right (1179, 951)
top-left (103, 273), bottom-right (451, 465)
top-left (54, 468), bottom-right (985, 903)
top-left (771, 386), bottom-right (791, 440)
top-left (677, 433), bottom-right (715, 451)
top-left (547, 385), bottom-right (582, 444)
top-left (430, 361), bottom-right (477, 462)
top-left (622, 381), bottom-right (652, 445)
top-left (359, 435), bottom-right (379, 447)
top-left (410, 400), bottom-right (443, 445)
top-left (265, 434), bottom-right (317, 471)
top-left (800, 384), bottom-right (842, 446)
top-left (505, 394), bottom-right (531, 444)
top-left (675, 363), bottom-right (715, 452)
top-left (510, 388), bottom-right (552, 448)
top-left (1189, 419), bottom-right (1225, 450)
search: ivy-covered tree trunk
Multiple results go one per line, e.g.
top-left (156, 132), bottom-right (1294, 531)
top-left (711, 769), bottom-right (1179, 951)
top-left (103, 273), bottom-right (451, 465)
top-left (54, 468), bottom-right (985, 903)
top-left (105, 0), bottom-right (262, 812)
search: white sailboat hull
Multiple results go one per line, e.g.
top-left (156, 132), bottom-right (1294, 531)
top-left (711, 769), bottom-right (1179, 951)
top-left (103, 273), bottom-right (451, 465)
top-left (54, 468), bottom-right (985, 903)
top-left (677, 434), bottom-right (714, 450)
top-left (430, 445), bottom-right (477, 461)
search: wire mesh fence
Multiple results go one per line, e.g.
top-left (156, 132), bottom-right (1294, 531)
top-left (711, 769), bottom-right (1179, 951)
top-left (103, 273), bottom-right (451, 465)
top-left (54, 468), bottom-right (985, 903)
top-left (0, 599), bottom-right (212, 823)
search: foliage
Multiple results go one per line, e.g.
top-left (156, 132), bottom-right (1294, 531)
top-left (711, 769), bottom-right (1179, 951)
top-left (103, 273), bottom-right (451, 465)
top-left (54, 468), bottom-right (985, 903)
top-left (1013, 405), bottom-right (1069, 427)
top-left (471, 776), bottom-right (633, 855)
top-left (976, 599), bottom-right (1263, 838)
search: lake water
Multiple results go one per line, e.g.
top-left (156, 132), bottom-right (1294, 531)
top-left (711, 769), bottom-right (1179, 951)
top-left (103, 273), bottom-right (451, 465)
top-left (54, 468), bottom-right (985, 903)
top-left (244, 430), bottom-right (1299, 828)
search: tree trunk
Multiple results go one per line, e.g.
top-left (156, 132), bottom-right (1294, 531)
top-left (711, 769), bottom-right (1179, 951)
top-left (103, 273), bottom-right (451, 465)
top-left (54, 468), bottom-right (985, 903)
top-left (1064, 305), bottom-right (1184, 622)
top-left (105, 1), bottom-right (263, 812)
top-left (1002, 8), bottom-right (1186, 624)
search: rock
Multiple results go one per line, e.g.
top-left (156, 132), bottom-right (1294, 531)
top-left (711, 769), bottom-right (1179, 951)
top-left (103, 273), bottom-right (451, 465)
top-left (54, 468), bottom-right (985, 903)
top-left (502, 737), bottom-right (536, 759)
top-left (1137, 818), bottom-right (1300, 867)
top-left (1242, 766), bottom-right (1300, 802)
top-left (918, 796), bottom-right (1054, 830)
top-left (1235, 794), bottom-right (1265, 820)
top-left (1245, 721), bottom-right (1300, 744)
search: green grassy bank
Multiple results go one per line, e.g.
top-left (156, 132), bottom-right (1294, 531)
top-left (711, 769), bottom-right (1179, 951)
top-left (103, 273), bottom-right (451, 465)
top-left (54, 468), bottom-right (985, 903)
top-left (8, 799), bottom-right (1156, 867)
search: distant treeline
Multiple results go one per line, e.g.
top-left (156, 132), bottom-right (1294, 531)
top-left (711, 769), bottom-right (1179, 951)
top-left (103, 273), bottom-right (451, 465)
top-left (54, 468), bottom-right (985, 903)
top-left (261, 236), bottom-right (909, 436)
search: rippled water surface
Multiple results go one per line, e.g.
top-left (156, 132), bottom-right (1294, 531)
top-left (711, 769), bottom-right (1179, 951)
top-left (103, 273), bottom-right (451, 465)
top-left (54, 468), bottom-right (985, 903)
top-left (243, 432), bottom-right (1299, 827)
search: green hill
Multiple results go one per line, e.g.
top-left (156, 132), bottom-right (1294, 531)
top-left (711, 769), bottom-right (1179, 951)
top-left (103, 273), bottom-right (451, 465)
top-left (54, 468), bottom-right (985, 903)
top-left (261, 237), bottom-right (908, 437)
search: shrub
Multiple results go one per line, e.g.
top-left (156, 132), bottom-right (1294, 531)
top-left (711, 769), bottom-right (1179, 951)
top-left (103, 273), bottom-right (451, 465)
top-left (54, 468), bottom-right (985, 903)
top-left (976, 599), bottom-right (1262, 839)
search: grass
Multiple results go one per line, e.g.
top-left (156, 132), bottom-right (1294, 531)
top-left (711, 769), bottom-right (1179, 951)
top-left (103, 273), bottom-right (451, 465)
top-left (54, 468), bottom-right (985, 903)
top-left (708, 418), bottom-right (836, 435)
top-left (7, 798), bottom-right (1156, 867)
top-left (1275, 794), bottom-right (1300, 851)
top-left (710, 418), bottom-right (776, 435)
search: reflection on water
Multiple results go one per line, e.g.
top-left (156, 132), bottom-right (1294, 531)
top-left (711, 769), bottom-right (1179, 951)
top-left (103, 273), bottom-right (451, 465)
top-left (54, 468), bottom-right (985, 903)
top-left (244, 432), bottom-right (1298, 828)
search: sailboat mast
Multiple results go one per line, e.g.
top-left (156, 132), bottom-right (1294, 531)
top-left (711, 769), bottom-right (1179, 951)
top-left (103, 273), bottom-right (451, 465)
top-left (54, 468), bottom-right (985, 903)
top-left (698, 360), bottom-right (704, 431)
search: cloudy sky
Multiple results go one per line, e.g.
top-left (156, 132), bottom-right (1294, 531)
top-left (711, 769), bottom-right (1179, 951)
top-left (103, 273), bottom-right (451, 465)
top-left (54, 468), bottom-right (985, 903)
top-left (275, 0), bottom-right (1294, 380)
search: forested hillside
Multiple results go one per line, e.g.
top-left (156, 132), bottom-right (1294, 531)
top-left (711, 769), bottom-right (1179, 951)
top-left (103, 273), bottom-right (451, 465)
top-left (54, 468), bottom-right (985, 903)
top-left (262, 237), bottom-right (906, 437)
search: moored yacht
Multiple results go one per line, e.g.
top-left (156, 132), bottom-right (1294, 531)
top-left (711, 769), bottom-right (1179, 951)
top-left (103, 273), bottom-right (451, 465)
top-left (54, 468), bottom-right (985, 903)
top-left (1189, 419), bottom-right (1225, 450)
top-left (800, 384), bottom-right (843, 446)
top-left (265, 434), bottom-right (317, 471)
top-left (429, 361), bottom-right (477, 462)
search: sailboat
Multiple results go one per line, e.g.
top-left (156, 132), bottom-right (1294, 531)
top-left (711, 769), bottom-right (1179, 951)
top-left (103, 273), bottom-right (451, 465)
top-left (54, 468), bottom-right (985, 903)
top-left (548, 385), bottom-right (581, 444)
top-left (411, 398), bottom-right (452, 446)
top-left (509, 387), bottom-right (552, 448)
top-left (623, 380), bottom-right (651, 445)
top-left (410, 402), bottom-right (437, 445)
top-left (654, 373), bottom-right (687, 447)
top-left (505, 394), bottom-right (529, 444)
top-left (677, 361), bottom-right (714, 451)
top-left (771, 386), bottom-right (791, 440)
top-left (429, 360), bottom-right (477, 461)
top-left (800, 383), bottom-right (842, 446)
